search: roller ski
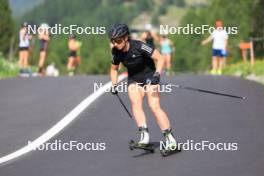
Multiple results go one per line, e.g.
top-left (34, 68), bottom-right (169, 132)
top-left (129, 126), bottom-right (154, 153)
top-left (129, 140), bottom-right (154, 153)
top-left (160, 142), bottom-right (181, 157)
top-left (160, 128), bottom-right (181, 157)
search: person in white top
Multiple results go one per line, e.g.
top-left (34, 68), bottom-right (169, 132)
top-left (201, 20), bottom-right (228, 75)
top-left (18, 22), bottom-right (32, 75)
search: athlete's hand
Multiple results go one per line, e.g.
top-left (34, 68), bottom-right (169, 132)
top-left (111, 84), bottom-right (118, 95)
top-left (150, 72), bottom-right (160, 85)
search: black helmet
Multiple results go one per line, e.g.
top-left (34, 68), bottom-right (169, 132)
top-left (108, 23), bottom-right (129, 39)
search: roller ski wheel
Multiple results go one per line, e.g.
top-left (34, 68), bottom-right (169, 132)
top-left (160, 146), bottom-right (181, 157)
top-left (129, 140), bottom-right (154, 153)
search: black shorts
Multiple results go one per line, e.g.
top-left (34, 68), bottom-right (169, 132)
top-left (40, 40), bottom-right (48, 52)
top-left (69, 51), bottom-right (77, 57)
top-left (19, 47), bottom-right (29, 51)
top-left (127, 71), bottom-right (155, 87)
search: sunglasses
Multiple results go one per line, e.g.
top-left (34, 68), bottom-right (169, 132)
top-left (111, 38), bottom-right (124, 44)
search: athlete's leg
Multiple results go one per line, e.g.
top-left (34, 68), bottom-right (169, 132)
top-left (18, 50), bottom-right (26, 74)
top-left (161, 54), bottom-right (167, 74)
top-left (67, 57), bottom-right (75, 76)
top-left (145, 84), bottom-right (177, 147)
top-left (216, 57), bottom-right (222, 75)
top-left (166, 54), bottom-right (172, 75)
top-left (166, 54), bottom-right (172, 70)
top-left (76, 56), bottom-right (81, 66)
top-left (211, 56), bottom-right (218, 75)
top-left (67, 57), bottom-right (73, 69)
top-left (163, 55), bottom-right (168, 70)
top-left (218, 56), bottom-right (224, 74)
top-left (128, 83), bottom-right (149, 144)
top-left (145, 84), bottom-right (170, 130)
top-left (23, 50), bottom-right (29, 69)
top-left (38, 51), bottom-right (46, 74)
top-left (18, 50), bottom-right (23, 69)
top-left (39, 51), bottom-right (46, 67)
top-left (128, 83), bottom-right (147, 127)
top-left (163, 54), bottom-right (171, 75)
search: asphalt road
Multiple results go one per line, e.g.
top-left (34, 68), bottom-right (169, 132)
top-left (0, 75), bottom-right (263, 176)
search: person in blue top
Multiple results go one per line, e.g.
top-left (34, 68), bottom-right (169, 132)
top-left (159, 35), bottom-right (174, 76)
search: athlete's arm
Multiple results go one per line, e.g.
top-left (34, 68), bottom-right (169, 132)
top-left (224, 39), bottom-right (228, 51)
top-left (140, 32), bottom-right (147, 42)
top-left (201, 36), bottom-right (213, 45)
top-left (151, 49), bottom-right (165, 74)
top-left (41, 32), bottom-right (50, 41)
top-left (110, 64), bottom-right (119, 85)
top-left (151, 31), bottom-right (159, 42)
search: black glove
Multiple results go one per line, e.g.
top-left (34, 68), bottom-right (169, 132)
top-left (150, 72), bottom-right (160, 85)
top-left (111, 84), bottom-right (118, 95)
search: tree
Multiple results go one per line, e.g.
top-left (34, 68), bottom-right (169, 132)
top-left (251, 0), bottom-right (264, 57)
top-left (0, 0), bottom-right (15, 55)
top-left (171, 0), bottom-right (260, 72)
top-left (167, 0), bottom-right (186, 7)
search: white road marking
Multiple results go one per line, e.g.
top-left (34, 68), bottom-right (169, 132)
top-left (0, 74), bottom-right (126, 165)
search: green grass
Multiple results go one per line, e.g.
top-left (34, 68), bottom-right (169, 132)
top-left (223, 60), bottom-right (264, 78)
top-left (185, 0), bottom-right (207, 6)
top-left (132, 0), bottom-right (208, 28)
top-left (159, 0), bottom-right (208, 26)
top-left (0, 52), bottom-right (41, 79)
top-left (0, 55), bottom-right (19, 79)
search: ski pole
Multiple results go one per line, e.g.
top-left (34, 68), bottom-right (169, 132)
top-left (165, 83), bottom-right (246, 100)
top-left (115, 93), bottom-right (133, 118)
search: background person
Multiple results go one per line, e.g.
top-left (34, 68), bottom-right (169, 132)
top-left (140, 31), bottom-right (157, 48)
top-left (159, 35), bottom-right (174, 76)
top-left (38, 23), bottom-right (50, 75)
top-left (67, 34), bottom-right (81, 76)
top-left (201, 20), bottom-right (228, 75)
top-left (75, 40), bottom-right (82, 69)
top-left (18, 22), bottom-right (32, 76)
